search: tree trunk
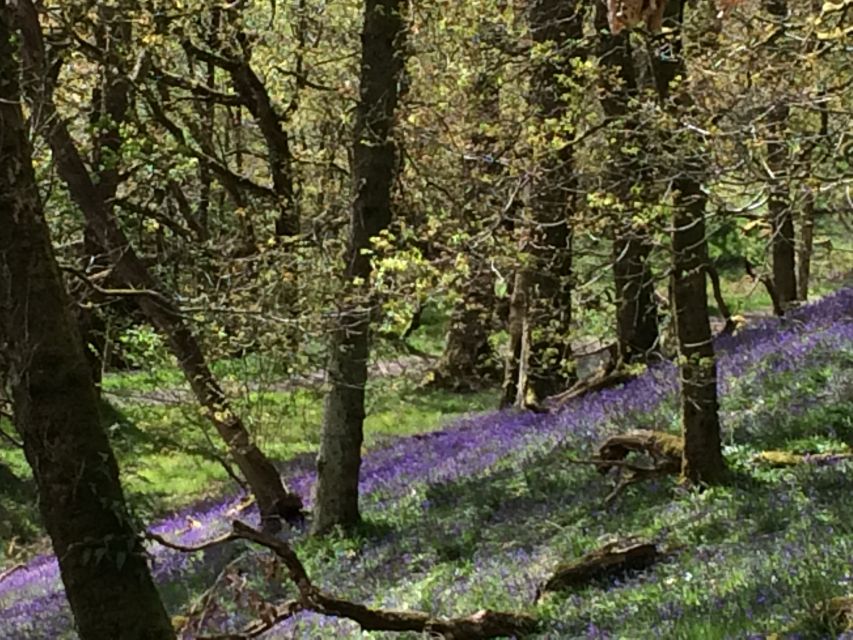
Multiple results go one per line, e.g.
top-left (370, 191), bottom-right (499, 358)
top-left (797, 185), bottom-right (815, 301)
top-left (501, 268), bottom-right (531, 407)
top-left (595, 1), bottom-right (659, 363)
top-left (431, 273), bottom-right (497, 391)
top-left (16, 0), bottom-right (301, 532)
top-left (0, 10), bottom-right (175, 638)
top-left (653, 0), bottom-right (725, 484)
top-left (312, 0), bottom-right (406, 534)
top-left (431, 61), bottom-right (503, 391)
top-left (503, 0), bottom-right (584, 404)
top-left (764, 0), bottom-right (797, 310)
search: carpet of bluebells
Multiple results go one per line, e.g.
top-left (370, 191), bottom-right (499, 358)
top-left (2, 289), bottom-right (852, 639)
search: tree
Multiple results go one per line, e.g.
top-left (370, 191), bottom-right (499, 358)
top-left (651, 0), bottom-right (725, 484)
top-left (501, 0), bottom-right (585, 407)
top-left (763, 0), bottom-right (798, 310)
top-left (16, 0), bottom-right (302, 533)
top-left (0, 7), bottom-right (175, 638)
top-left (312, 0), bottom-right (407, 534)
top-left (594, 0), bottom-right (659, 365)
top-left (428, 25), bottom-right (507, 392)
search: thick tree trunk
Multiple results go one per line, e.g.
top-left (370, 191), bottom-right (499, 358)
top-left (431, 273), bottom-right (497, 391)
top-left (0, 11), bottom-right (175, 638)
top-left (312, 0), bottom-right (406, 534)
top-left (764, 0), bottom-right (797, 310)
top-left (672, 165), bottom-right (725, 484)
top-left (653, 0), bottom-right (725, 484)
top-left (595, 2), bottom-right (659, 363)
top-left (16, 0), bottom-right (301, 532)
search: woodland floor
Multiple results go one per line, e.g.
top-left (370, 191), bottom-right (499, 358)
top-left (1, 288), bottom-right (852, 639)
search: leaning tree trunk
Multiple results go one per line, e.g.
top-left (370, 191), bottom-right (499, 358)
top-left (595, 1), bottom-right (659, 364)
top-left (503, 0), bottom-right (584, 405)
top-left (764, 0), bottom-right (797, 310)
top-left (312, 0), bottom-right (406, 534)
top-left (652, 0), bottom-right (725, 484)
top-left (16, 0), bottom-right (301, 532)
top-left (0, 11), bottom-right (175, 639)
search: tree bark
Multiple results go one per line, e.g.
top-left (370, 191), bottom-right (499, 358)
top-left (16, 0), bottom-right (301, 532)
top-left (503, 0), bottom-right (584, 404)
top-left (0, 9), bottom-right (175, 638)
top-left (652, 0), bottom-right (725, 484)
top-left (764, 0), bottom-right (797, 310)
top-left (312, 0), bottom-right (406, 534)
top-left (595, 1), bottom-right (659, 363)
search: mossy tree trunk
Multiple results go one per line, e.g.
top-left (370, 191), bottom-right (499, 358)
top-left (653, 0), bottom-right (725, 484)
top-left (431, 59), bottom-right (504, 391)
top-left (0, 9), bottom-right (175, 638)
top-left (312, 0), bottom-right (406, 534)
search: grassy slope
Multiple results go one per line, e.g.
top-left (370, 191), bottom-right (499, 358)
top-left (2, 287), bottom-right (852, 638)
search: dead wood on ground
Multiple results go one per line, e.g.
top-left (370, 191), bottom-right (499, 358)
top-left (568, 430), bottom-right (682, 503)
top-left (148, 521), bottom-right (537, 640)
top-left (536, 539), bottom-right (660, 601)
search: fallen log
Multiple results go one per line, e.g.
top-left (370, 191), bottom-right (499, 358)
top-left (755, 450), bottom-right (853, 467)
top-left (536, 539), bottom-right (660, 601)
top-left (567, 430), bottom-right (683, 504)
top-left (149, 521), bottom-right (537, 640)
top-left (545, 368), bottom-right (636, 412)
top-left (596, 430), bottom-right (683, 474)
top-left (825, 595), bottom-right (853, 632)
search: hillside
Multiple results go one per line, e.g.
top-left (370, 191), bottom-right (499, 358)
top-left (2, 289), bottom-right (851, 639)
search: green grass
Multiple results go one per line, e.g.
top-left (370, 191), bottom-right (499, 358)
top-left (0, 373), bottom-right (496, 560)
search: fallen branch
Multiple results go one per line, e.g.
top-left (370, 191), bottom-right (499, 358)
top-left (755, 450), bottom-right (853, 467)
top-left (536, 539), bottom-right (660, 601)
top-left (545, 367), bottom-right (636, 411)
top-left (568, 430), bottom-right (682, 504)
top-left (148, 521), bottom-right (537, 639)
top-left (0, 563), bottom-right (25, 586)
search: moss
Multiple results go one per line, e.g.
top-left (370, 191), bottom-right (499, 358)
top-left (756, 450), bottom-right (804, 466)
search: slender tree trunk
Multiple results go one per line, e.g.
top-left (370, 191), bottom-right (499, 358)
top-left (503, 0), bottom-right (584, 404)
top-left (764, 0), bottom-right (797, 309)
top-left (0, 10), bottom-right (175, 638)
top-left (312, 0), bottom-right (406, 534)
top-left (16, 0), bottom-right (301, 532)
top-left (798, 185), bottom-right (815, 301)
top-left (595, 1), bottom-right (659, 363)
top-left (653, 0), bottom-right (724, 484)
top-left (501, 268), bottom-right (531, 407)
